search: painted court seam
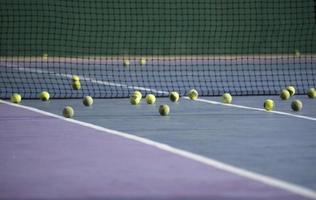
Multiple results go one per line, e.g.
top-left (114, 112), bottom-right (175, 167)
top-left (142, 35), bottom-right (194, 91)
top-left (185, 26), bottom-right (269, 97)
top-left (1, 100), bottom-right (316, 199)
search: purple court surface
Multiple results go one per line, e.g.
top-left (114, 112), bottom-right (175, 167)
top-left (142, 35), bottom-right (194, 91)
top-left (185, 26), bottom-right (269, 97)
top-left (0, 101), bottom-right (314, 200)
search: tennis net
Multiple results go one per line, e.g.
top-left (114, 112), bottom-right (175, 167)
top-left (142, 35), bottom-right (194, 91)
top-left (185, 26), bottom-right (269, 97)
top-left (0, 0), bottom-right (315, 98)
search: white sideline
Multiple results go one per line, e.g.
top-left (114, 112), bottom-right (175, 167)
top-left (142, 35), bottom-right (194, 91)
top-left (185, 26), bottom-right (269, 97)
top-left (188, 97), bottom-right (316, 121)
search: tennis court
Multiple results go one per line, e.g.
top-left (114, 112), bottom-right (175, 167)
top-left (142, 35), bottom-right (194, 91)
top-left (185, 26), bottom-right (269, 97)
top-left (1, 1), bottom-right (316, 199)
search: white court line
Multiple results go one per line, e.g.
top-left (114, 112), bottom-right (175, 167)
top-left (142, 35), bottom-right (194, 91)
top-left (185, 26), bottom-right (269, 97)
top-left (5, 62), bottom-right (316, 122)
top-left (13, 65), bottom-right (168, 95)
top-left (188, 97), bottom-right (316, 121)
top-left (1, 99), bottom-right (316, 199)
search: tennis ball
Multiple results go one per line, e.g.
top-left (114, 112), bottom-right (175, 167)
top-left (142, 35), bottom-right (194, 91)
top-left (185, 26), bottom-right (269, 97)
top-left (63, 106), bottom-right (74, 118)
top-left (42, 53), bottom-right (48, 60)
top-left (222, 93), bottom-right (232, 104)
top-left (140, 58), bottom-right (146, 65)
top-left (169, 91), bottom-right (180, 102)
top-left (280, 89), bottom-right (290, 100)
top-left (187, 89), bottom-right (198, 100)
top-left (10, 93), bottom-right (22, 104)
top-left (294, 49), bottom-right (300, 57)
top-left (72, 81), bottom-right (81, 90)
top-left (291, 100), bottom-right (303, 111)
top-left (307, 88), bottom-right (316, 99)
top-left (72, 75), bottom-right (80, 82)
top-left (83, 96), bottom-right (93, 106)
top-left (123, 59), bottom-right (130, 67)
top-left (39, 91), bottom-right (50, 101)
top-left (146, 94), bottom-right (156, 104)
top-left (133, 90), bottom-right (142, 100)
top-left (286, 86), bottom-right (295, 96)
top-left (263, 99), bottom-right (274, 111)
top-left (159, 104), bottom-right (170, 116)
top-left (130, 94), bottom-right (141, 105)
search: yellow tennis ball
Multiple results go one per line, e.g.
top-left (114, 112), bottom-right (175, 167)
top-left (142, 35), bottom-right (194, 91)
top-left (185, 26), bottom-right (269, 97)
top-left (10, 93), bottom-right (22, 104)
top-left (133, 90), bottom-right (142, 100)
top-left (286, 86), bottom-right (295, 96)
top-left (169, 91), bottom-right (180, 102)
top-left (140, 58), bottom-right (146, 65)
top-left (83, 96), bottom-right (93, 106)
top-left (146, 94), bottom-right (156, 104)
top-left (159, 104), bottom-right (170, 116)
top-left (280, 89), bottom-right (290, 100)
top-left (42, 53), bottom-right (48, 60)
top-left (307, 88), bottom-right (316, 99)
top-left (123, 59), bottom-right (130, 67)
top-left (72, 81), bottom-right (81, 90)
top-left (187, 89), bottom-right (198, 100)
top-left (263, 99), bottom-right (274, 111)
top-left (222, 93), bottom-right (232, 104)
top-left (291, 100), bottom-right (303, 111)
top-left (63, 106), bottom-right (74, 118)
top-left (130, 94), bottom-right (141, 105)
top-left (39, 91), bottom-right (50, 101)
top-left (72, 75), bottom-right (80, 82)
top-left (294, 49), bottom-right (300, 57)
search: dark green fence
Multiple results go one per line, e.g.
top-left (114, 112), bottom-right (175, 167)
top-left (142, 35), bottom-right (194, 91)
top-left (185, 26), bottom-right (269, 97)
top-left (1, 0), bottom-right (315, 56)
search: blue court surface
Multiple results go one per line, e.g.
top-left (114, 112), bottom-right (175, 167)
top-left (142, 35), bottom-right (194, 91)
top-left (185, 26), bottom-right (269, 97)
top-left (1, 94), bottom-right (316, 199)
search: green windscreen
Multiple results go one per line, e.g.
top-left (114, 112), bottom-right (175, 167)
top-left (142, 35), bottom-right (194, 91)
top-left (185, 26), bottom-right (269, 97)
top-left (1, 0), bottom-right (315, 98)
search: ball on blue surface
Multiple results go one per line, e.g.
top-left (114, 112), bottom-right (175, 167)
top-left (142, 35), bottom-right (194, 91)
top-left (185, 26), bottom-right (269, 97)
top-left (133, 90), bottom-right (142, 100)
top-left (263, 99), bottom-right (274, 111)
top-left (187, 89), bottom-right (198, 100)
top-left (280, 89), bottom-right (290, 100)
top-left (72, 75), bottom-right (80, 82)
top-left (146, 94), bottom-right (156, 104)
top-left (72, 81), bottom-right (81, 90)
top-left (39, 91), bottom-right (50, 101)
top-left (140, 58), bottom-right (146, 65)
top-left (123, 59), bottom-right (130, 67)
top-left (83, 96), bottom-right (93, 107)
top-left (159, 104), bottom-right (170, 116)
top-left (307, 88), bottom-right (316, 99)
top-left (63, 106), bottom-right (74, 118)
top-left (291, 100), bottom-right (302, 111)
top-left (10, 93), bottom-right (22, 104)
top-left (169, 91), bottom-right (180, 102)
top-left (286, 86), bottom-right (295, 96)
top-left (222, 93), bottom-right (232, 104)
top-left (130, 94), bottom-right (141, 105)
